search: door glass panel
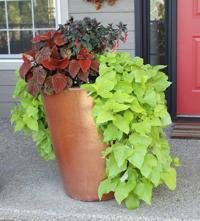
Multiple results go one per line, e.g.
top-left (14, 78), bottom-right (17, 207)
top-left (34, 0), bottom-right (56, 28)
top-left (0, 31), bottom-right (8, 54)
top-left (10, 30), bottom-right (33, 53)
top-left (0, 2), bottom-right (6, 29)
top-left (7, 0), bottom-right (32, 29)
top-left (150, 0), bottom-right (166, 65)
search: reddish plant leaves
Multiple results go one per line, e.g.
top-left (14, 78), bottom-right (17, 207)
top-left (42, 57), bottom-right (69, 71)
top-left (90, 59), bottom-right (99, 72)
top-left (26, 80), bottom-right (42, 96)
top-left (44, 76), bottom-right (54, 95)
top-left (77, 48), bottom-right (94, 60)
top-left (25, 50), bottom-right (35, 59)
top-left (78, 70), bottom-right (89, 82)
top-left (78, 59), bottom-right (91, 73)
top-left (32, 66), bottom-right (47, 85)
top-left (52, 73), bottom-right (69, 94)
top-left (32, 31), bottom-right (54, 44)
top-left (35, 47), bottom-right (51, 64)
top-left (54, 32), bottom-right (66, 46)
top-left (19, 55), bottom-right (32, 80)
top-left (51, 46), bottom-right (60, 59)
top-left (69, 60), bottom-right (80, 78)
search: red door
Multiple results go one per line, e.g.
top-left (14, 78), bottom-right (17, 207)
top-left (177, 0), bottom-right (200, 116)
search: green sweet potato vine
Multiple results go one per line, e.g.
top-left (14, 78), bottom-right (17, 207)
top-left (11, 72), bottom-right (54, 160)
top-left (82, 52), bottom-right (179, 209)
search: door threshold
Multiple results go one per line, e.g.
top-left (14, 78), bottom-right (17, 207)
top-left (176, 115), bottom-right (200, 122)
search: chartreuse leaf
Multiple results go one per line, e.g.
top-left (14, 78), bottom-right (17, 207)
top-left (125, 193), bottom-right (140, 210)
top-left (113, 144), bottom-right (133, 167)
top-left (82, 52), bottom-right (178, 210)
top-left (98, 178), bottom-right (118, 200)
top-left (140, 154), bottom-right (158, 178)
top-left (143, 90), bottom-right (157, 107)
top-left (104, 100), bottom-right (129, 113)
top-left (135, 180), bottom-right (153, 204)
top-left (130, 97), bottom-right (145, 113)
top-left (113, 114), bottom-right (130, 134)
top-left (128, 146), bottom-right (147, 169)
top-left (115, 81), bottom-right (133, 94)
top-left (11, 72), bottom-right (55, 160)
top-left (161, 168), bottom-right (177, 190)
top-left (96, 110), bottom-right (113, 125)
top-left (103, 124), bottom-right (123, 142)
top-left (107, 154), bottom-right (127, 178)
top-left (114, 181), bottom-right (135, 204)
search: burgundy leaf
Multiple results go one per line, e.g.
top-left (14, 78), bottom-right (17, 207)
top-left (90, 59), bottom-right (99, 72)
top-left (42, 57), bottom-right (69, 71)
top-left (78, 59), bottom-right (91, 73)
top-left (58, 57), bottom-right (69, 69)
top-left (77, 70), bottom-right (89, 82)
top-left (41, 59), bottom-right (55, 71)
top-left (52, 73), bottom-right (68, 94)
top-left (68, 60), bottom-right (80, 78)
top-left (54, 32), bottom-right (66, 46)
top-left (35, 47), bottom-right (51, 64)
top-left (66, 76), bottom-right (73, 88)
top-left (32, 66), bottom-right (47, 85)
top-left (51, 45), bottom-right (60, 59)
top-left (44, 76), bottom-right (54, 95)
top-left (26, 80), bottom-right (41, 96)
top-left (19, 58), bottom-right (31, 80)
top-left (24, 50), bottom-right (35, 59)
top-left (32, 31), bottom-right (54, 44)
top-left (77, 48), bottom-right (94, 60)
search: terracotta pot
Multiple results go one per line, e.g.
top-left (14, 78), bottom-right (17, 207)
top-left (43, 88), bottom-right (112, 201)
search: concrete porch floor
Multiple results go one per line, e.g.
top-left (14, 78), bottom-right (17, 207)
top-left (0, 118), bottom-right (200, 221)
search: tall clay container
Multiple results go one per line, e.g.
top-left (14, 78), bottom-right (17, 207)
top-left (43, 88), bottom-right (112, 201)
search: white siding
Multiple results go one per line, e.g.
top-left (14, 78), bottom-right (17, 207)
top-left (68, 0), bottom-right (135, 54)
top-left (0, 71), bottom-right (15, 117)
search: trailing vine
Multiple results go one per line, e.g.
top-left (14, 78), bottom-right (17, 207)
top-left (82, 52), bottom-right (179, 209)
top-left (11, 72), bottom-right (54, 160)
top-left (84, 0), bottom-right (118, 10)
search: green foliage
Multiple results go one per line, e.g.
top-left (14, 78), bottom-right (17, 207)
top-left (11, 71), bottom-right (55, 160)
top-left (82, 52), bottom-right (179, 209)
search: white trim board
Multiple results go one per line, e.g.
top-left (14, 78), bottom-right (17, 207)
top-left (0, 60), bottom-right (22, 70)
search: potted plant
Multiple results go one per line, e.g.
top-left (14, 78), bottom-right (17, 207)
top-left (11, 17), bottom-right (179, 209)
top-left (11, 17), bottom-right (127, 201)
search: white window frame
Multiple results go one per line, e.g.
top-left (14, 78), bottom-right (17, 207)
top-left (0, 0), bottom-right (68, 70)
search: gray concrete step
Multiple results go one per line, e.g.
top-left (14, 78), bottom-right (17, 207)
top-left (0, 118), bottom-right (200, 221)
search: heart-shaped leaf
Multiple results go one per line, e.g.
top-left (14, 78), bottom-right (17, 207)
top-left (35, 47), bottom-right (51, 64)
top-left (78, 59), bottom-right (91, 73)
top-left (52, 73), bottom-right (68, 94)
top-left (69, 60), bottom-right (80, 78)
top-left (44, 76), bottom-right (54, 95)
top-left (54, 32), bottom-right (66, 46)
top-left (32, 66), bottom-right (47, 85)
top-left (90, 59), bottom-right (99, 72)
top-left (32, 31), bottom-right (54, 43)
top-left (19, 56), bottom-right (32, 80)
top-left (42, 57), bottom-right (69, 71)
top-left (26, 80), bottom-right (41, 96)
top-left (77, 70), bottom-right (89, 82)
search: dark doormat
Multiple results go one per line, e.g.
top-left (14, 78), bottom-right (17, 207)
top-left (171, 122), bottom-right (200, 139)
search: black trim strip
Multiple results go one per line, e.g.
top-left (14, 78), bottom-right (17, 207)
top-left (135, 0), bottom-right (177, 121)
